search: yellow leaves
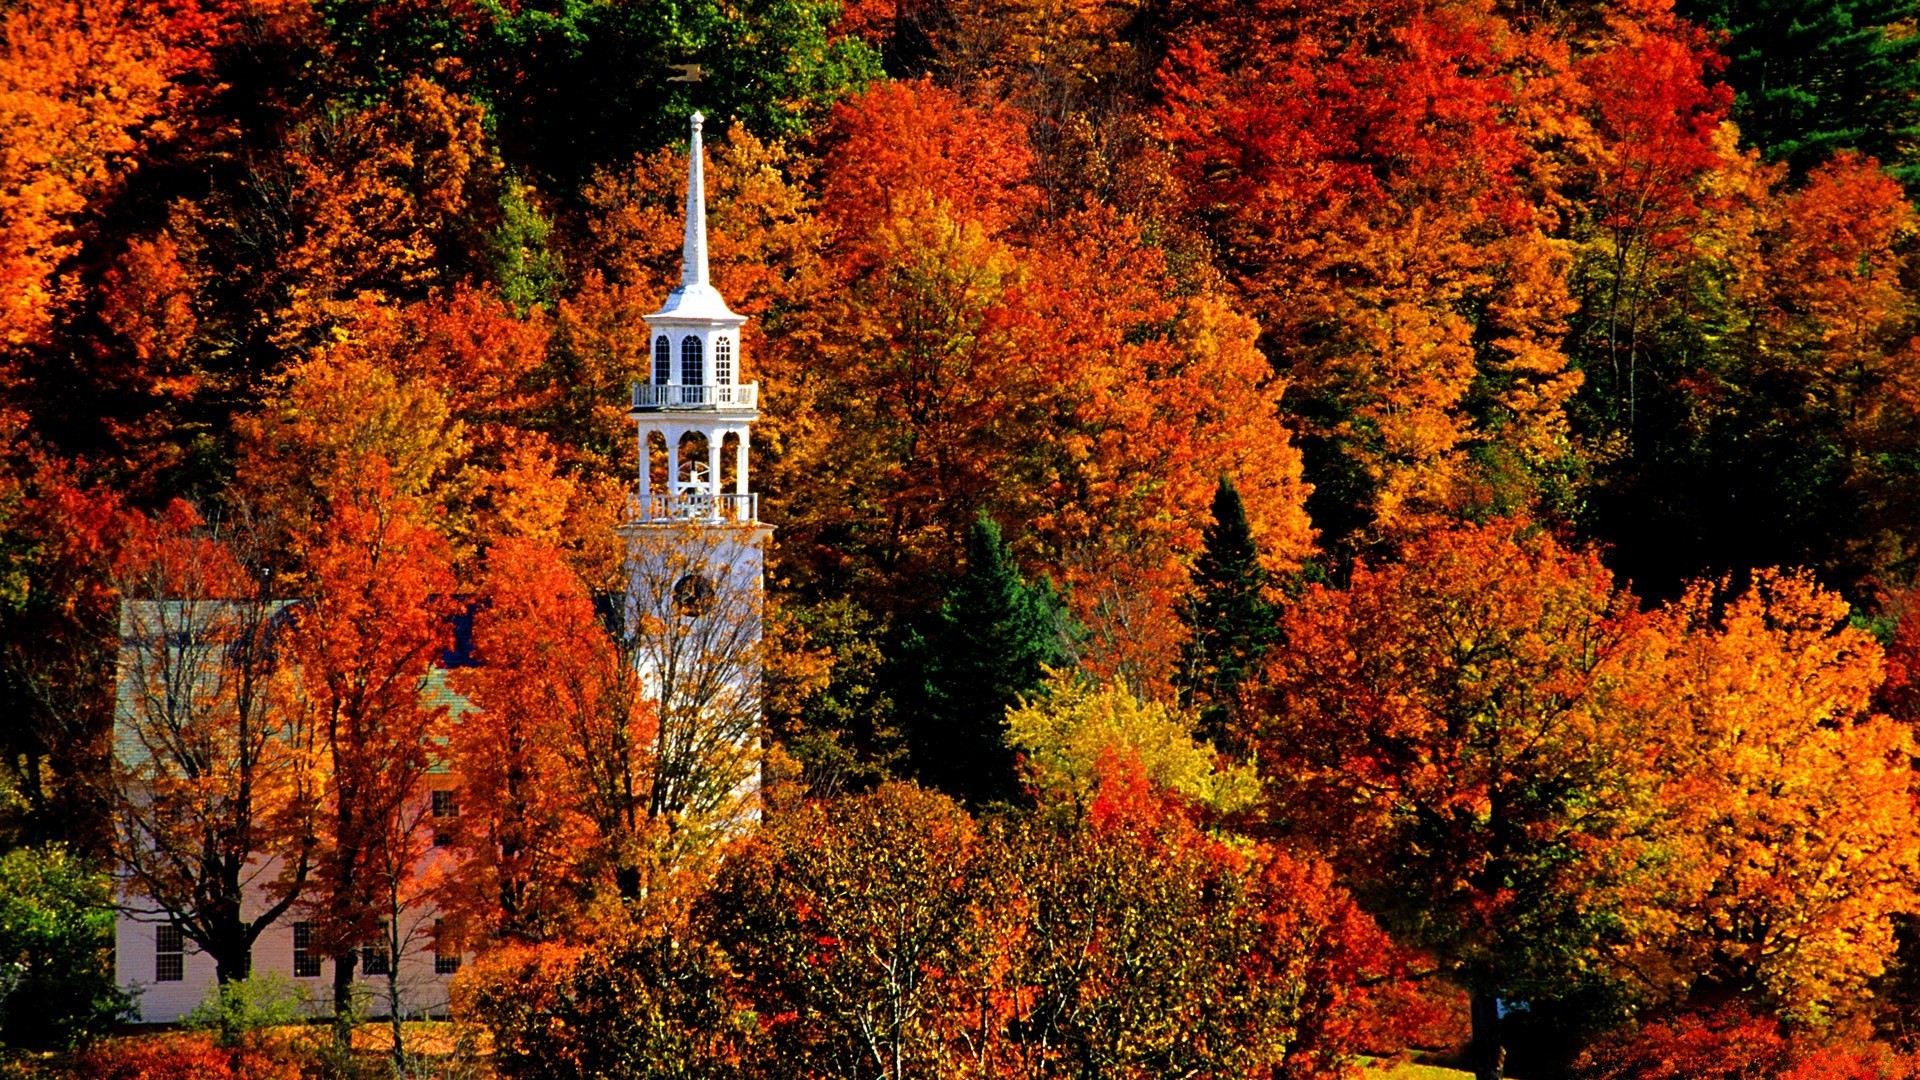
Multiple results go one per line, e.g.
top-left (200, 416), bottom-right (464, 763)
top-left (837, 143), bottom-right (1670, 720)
top-left (1006, 669), bottom-right (1258, 815)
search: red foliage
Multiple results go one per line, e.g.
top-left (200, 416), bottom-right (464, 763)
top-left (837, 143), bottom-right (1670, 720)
top-left (819, 78), bottom-right (1037, 240)
top-left (70, 1033), bottom-right (302, 1080)
top-left (1574, 1005), bottom-right (1920, 1080)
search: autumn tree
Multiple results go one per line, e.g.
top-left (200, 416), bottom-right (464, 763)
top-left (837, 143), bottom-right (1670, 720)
top-left (1631, 572), bottom-right (1920, 1022)
top-left (457, 929), bottom-right (752, 1080)
top-left (0, 0), bottom-right (210, 351)
top-left (1263, 518), bottom-right (1665, 1079)
top-left (995, 755), bottom-right (1408, 1079)
top-left (285, 463), bottom-right (456, 1037)
top-left (451, 536), bottom-right (639, 932)
top-left (1004, 669), bottom-right (1257, 818)
top-left (1159, 0), bottom-right (1584, 545)
top-left (619, 523), bottom-right (767, 884)
top-left (111, 500), bottom-right (317, 989)
top-left (704, 783), bottom-right (1008, 1079)
top-left (0, 429), bottom-right (122, 851)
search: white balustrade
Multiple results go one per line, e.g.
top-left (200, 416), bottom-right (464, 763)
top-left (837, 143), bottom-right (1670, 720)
top-left (626, 491), bottom-right (759, 523)
top-left (631, 382), bottom-right (759, 409)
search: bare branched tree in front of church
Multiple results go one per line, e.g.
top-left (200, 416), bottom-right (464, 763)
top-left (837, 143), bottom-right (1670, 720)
top-left (617, 520), bottom-right (765, 881)
top-left (112, 503), bottom-right (319, 990)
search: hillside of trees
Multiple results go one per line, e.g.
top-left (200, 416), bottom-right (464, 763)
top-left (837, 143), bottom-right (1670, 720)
top-left (9, 0), bottom-right (1920, 1077)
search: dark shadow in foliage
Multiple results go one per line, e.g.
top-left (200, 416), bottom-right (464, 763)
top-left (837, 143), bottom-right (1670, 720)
top-left (315, 0), bottom-right (883, 190)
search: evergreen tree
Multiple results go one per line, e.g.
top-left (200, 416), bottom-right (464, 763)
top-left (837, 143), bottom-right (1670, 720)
top-left (902, 516), bottom-right (1071, 808)
top-left (1177, 477), bottom-right (1276, 752)
top-left (1681, 0), bottom-right (1920, 180)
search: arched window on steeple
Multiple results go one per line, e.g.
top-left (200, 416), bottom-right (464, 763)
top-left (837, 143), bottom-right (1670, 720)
top-left (653, 335), bottom-right (671, 385)
top-left (714, 336), bottom-right (733, 385)
top-left (681, 335), bottom-right (704, 388)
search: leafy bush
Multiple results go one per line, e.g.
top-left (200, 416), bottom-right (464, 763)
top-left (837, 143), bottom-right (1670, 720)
top-left (1573, 1005), bottom-right (1920, 1079)
top-left (0, 846), bottom-right (126, 1049)
top-left (183, 973), bottom-right (310, 1046)
top-left (69, 1032), bottom-right (302, 1080)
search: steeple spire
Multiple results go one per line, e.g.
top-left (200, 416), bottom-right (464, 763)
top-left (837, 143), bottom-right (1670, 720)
top-left (682, 111), bottom-right (710, 289)
top-left (649, 111), bottom-right (737, 322)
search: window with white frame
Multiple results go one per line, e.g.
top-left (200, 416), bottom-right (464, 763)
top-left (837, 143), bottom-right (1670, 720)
top-left (681, 335), bottom-right (703, 386)
top-left (714, 336), bottom-right (733, 385)
top-left (155, 923), bottom-right (184, 983)
top-left (653, 335), bottom-right (671, 385)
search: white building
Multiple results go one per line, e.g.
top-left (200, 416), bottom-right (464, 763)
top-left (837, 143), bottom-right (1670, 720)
top-left (112, 111), bottom-right (767, 1023)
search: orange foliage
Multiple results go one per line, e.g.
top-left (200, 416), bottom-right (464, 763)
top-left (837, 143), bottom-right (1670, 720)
top-left (1263, 516), bottom-right (1666, 1057)
top-left (1634, 572), bottom-right (1920, 1021)
top-left (449, 537), bottom-right (644, 941)
top-left (819, 78), bottom-right (1037, 240)
top-left (1159, 0), bottom-right (1585, 534)
top-left (286, 462), bottom-right (457, 1000)
top-left (70, 1032), bottom-right (303, 1080)
top-left (0, 0), bottom-right (212, 349)
top-left (273, 75), bottom-right (496, 351)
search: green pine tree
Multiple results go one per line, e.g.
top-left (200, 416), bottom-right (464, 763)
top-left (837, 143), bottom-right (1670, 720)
top-left (902, 516), bottom-right (1071, 808)
top-left (1177, 477), bottom-right (1276, 752)
top-left (1682, 0), bottom-right (1920, 181)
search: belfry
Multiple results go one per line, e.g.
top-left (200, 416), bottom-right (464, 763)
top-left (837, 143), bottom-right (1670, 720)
top-left (629, 111), bottom-right (759, 517)
top-left (619, 112), bottom-right (770, 803)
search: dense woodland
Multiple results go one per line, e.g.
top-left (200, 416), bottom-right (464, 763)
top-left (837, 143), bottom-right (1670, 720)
top-left (8, 0), bottom-right (1920, 1077)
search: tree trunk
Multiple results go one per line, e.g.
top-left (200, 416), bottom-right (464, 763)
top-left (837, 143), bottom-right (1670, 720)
top-left (1469, 991), bottom-right (1505, 1080)
top-left (332, 950), bottom-right (358, 1049)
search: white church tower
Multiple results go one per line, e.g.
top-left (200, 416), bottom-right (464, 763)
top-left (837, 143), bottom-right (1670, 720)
top-left (619, 112), bottom-right (770, 824)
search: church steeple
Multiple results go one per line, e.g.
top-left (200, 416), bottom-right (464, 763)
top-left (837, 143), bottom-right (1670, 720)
top-left (651, 112), bottom-right (738, 323)
top-left (681, 111), bottom-right (711, 289)
top-left (629, 111), bottom-right (757, 524)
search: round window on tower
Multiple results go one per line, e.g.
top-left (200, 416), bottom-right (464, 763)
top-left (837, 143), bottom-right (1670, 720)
top-left (673, 572), bottom-right (717, 617)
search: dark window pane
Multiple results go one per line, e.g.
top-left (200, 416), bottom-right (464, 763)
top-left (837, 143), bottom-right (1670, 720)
top-left (155, 924), bottom-right (184, 983)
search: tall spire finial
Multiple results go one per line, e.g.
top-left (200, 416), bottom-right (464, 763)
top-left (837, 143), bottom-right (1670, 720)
top-left (682, 112), bottom-right (710, 289)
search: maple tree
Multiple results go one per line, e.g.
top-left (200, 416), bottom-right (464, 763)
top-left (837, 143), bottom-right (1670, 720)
top-left (0, 0), bottom-right (210, 352)
top-left (282, 461), bottom-right (456, 1038)
top-left (1630, 572), bottom-right (1920, 1022)
top-left (0, 429), bottom-right (122, 852)
top-left (1263, 518), bottom-right (1665, 1079)
top-left (451, 536), bottom-right (642, 930)
top-left (1158, 0), bottom-right (1583, 544)
top-left (705, 782), bottom-right (1008, 1079)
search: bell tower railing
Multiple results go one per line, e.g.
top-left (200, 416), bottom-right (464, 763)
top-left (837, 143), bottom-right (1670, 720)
top-left (626, 491), bottom-right (759, 524)
top-left (632, 382), bottom-right (759, 410)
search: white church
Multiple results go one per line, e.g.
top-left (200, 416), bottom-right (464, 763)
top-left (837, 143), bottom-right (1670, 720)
top-left (113, 112), bottom-right (769, 1022)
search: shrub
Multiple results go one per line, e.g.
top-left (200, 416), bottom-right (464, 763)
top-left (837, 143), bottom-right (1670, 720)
top-left (182, 973), bottom-right (310, 1046)
top-left (0, 846), bottom-right (127, 1049)
top-left (69, 1032), bottom-right (303, 1080)
top-left (1574, 1005), bottom-right (1920, 1080)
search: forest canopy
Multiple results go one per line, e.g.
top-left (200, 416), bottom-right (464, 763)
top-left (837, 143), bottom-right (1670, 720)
top-left (10, 0), bottom-right (1920, 1077)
